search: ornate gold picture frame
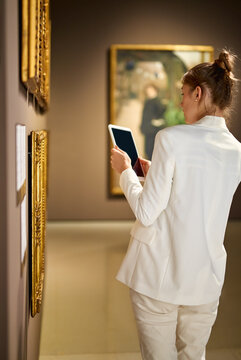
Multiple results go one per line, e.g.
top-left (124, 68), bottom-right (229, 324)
top-left (109, 44), bottom-right (214, 196)
top-left (29, 130), bottom-right (48, 317)
top-left (21, 0), bottom-right (51, 111)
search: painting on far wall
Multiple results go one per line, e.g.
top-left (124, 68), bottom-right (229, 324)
top-left (109, 44), bottom-right (214, 196)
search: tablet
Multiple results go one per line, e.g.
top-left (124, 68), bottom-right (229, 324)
top-left (108, 124), bottom-right (145, 180)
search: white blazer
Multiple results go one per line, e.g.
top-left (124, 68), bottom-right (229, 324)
top-left (116, 116), bottom-right (241, 305)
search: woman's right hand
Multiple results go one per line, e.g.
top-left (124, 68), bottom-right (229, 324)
top-left (139, 157), bottom-right (151, 176)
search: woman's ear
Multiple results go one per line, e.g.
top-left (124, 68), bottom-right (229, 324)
top-left (195, 86), bottom-right (202, 102)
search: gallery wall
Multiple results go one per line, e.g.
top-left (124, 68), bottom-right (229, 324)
top-left (47, 0), bottom-right (241, 220)
top-left (0, 0), bottom-right (47, 359)
top-left (0, 0), bottom-right (7, 358)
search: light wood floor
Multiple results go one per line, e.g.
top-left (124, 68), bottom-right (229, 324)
top-left (39, 221), bottom-right (241, 360)
top-left (40, 348), bottom-right (241, 360)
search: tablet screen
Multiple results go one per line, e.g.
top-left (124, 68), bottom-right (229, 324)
top-left (110, 127), bottom-right (144, 178)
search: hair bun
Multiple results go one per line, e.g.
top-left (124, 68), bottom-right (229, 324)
top-left (215, 49), bottom-right (234, 74)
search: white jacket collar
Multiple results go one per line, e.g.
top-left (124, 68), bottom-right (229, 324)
top-left (193, 115), bottom-right (228, 130)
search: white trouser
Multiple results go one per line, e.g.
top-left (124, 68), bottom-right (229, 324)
top-left (129, 289), bottom-right (219, 360)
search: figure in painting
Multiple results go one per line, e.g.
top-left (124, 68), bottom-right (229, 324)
top-left (140, 83), bottom-right (166, 160)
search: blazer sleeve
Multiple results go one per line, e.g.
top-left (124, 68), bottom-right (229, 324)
top-left (120, 129), bottom-right (175, 226)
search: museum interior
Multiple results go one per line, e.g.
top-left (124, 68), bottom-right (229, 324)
top-left (1, 0), bottom-right (241, 359)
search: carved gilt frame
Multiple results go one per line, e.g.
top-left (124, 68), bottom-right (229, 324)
top-left (30, 130), bottom-right (48, 317)
top-left (109, 44), bottom-right (214, 196)
top-left (21, 0), bottom-right (51, 111)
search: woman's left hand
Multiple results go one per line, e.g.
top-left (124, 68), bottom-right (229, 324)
top-left (111, 146), bottom-right (131, 174)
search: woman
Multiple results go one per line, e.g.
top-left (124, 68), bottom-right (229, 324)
top-left (110, 50), bottom-right (241, 360)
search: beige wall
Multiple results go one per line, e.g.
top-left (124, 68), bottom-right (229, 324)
top-left (0, 0), bottom-right (47, 359)
top-left (47, 0), bottom-right (241, 220)
top-left (0, 0), bottom-right (7, 358)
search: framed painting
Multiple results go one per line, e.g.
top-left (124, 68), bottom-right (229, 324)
top-left (109, 44), bottom-right (214, 196)
top-left (21, 0), bottom-right (51, 111)
top-left (28, 130), bottom-right (48, 317)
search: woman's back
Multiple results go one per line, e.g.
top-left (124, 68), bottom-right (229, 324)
top-left (154, 116), bottom-right (241, 304)
top-left (166, 116), bottom-right (241, 241)
top-left (117, 115), bottom-right (241, 304)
